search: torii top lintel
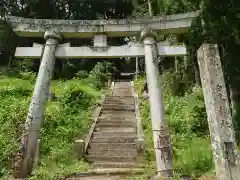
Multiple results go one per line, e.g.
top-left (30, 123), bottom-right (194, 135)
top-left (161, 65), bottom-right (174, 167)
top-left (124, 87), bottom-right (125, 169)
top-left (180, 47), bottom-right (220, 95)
top-left (5, 11), bottom-right (199, 38)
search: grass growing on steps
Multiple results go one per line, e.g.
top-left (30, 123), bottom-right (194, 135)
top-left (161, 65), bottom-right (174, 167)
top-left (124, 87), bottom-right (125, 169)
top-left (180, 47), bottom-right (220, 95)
top-left (134, 74), bottom-right (214, 179)
top-left (0, 73), bottom-right (103, 179)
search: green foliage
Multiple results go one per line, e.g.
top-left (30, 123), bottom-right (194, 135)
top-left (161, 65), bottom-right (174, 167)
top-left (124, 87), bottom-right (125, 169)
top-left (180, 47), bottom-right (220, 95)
top-left (0, 23), bottom-right (19, 66)
top-left (85, 61), bottom-right (113, 90)
top-left (0, 77), bottom-right (33, 177)
top-left (134, 74), bottom-right (213, 178)
top-left (172, 135), bottom-right (213, 177)
top-left (165, 86), bottom-right (208, 135)
top-left (0, 62), bottom-right (109, 178)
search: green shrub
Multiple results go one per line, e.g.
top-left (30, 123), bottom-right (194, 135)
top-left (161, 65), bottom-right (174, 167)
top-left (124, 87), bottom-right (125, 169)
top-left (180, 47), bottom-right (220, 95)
top-left (0, 78), bottom-right (32, 177)
top-left (0, 62), bottom-right (109, 178)
top-left (134, 74), bottom-right (213, 178)
top-left (166, 87), bottom-right (208, 136)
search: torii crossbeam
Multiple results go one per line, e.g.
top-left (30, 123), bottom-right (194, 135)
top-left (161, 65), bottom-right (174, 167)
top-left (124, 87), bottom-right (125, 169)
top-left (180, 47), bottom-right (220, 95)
top-left (5, 11), bottom-right (199, 38)
top-left (15, 43), bottom-right (186, 59)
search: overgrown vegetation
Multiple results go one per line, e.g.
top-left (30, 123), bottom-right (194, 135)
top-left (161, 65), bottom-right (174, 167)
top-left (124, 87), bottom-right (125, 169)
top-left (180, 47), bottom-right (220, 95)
top-left (134, 73), bottom-right (214, 179)
top-left (0, 62), bottom-right (113, 179)
top-left (0, 0), bottom-right (240, 179)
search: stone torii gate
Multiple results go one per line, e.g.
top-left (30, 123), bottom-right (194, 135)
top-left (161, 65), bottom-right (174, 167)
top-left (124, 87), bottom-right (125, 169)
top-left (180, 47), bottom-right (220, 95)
top-left (5, 10), bottom-right (240, 179)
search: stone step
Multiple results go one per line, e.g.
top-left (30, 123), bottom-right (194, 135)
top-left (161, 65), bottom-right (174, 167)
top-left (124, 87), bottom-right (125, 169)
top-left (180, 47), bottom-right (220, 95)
top-left (98, 115), bottom-right (136, 121)
top-left (113, 91), bottom-right (132, 94)
top-left (95, 122), bottom-right (136, 128)
top-left (102, 104), bottom-right (135, 108)
top-left (103, 101), bottom-right (134, 105)
top-left (104, 99), bottom-right (134, 104)
top-left (98, 119), bottom-right (136, 124)
top-left (113, 87), bottom-right (132, 92)
top-left (65, 175), bottom-right (121, 180)
top-left (105, 96), bottom-right (134, 100)
top-left (88, 149), bottom-right (137, 157)
top-left (100, 112), bottom-right (135, 117)
top-left (112, 90), bottom-right (132, 93)
top-left (113, 90), bottom-right (132, 92)
top-left (95, 127), bottom-right (136, 133)
top-left (86, 155), bottom-right (137, 162)
top-left (114, 86), bottom-right (131, 88)
top-left (100, 114), bottom-right (135, 118)
top-left (103, 104), bottom-right (134, 108)
top-left (113, 88), bottom-right (132, 90)
top-left (112, 93), bottom-right (133, 97)
top-left (88, 143), bottom-right (137, 150)
top-left (114, 84), bottom-right (131, 85)
top-left (113, 87), bottom-right (131, 89)
top-left (93, 132), bottom-right (136, 137)
top-left (100, 110), bottom-right (135, 115)
top-left (103, 101), bottom-right (134, 104)
top-left (105, 96), bottom-right (134, 99)
top-left (92, 162), bottom-right (143, 168)
top-left (102, 106), bottom-right (135, 111)
top-left (103, 100), bottom-right (134, 105)
top-left (91, 136), bottom-right (136, 143)
top-left (99, 114), bottom-right (135, 119)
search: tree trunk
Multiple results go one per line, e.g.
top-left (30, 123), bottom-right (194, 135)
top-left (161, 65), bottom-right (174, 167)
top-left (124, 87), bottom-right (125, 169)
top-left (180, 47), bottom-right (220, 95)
top-left (147, 0), bottom-right (153, 16)
top-left (193, 56), bottom-right (201, 87)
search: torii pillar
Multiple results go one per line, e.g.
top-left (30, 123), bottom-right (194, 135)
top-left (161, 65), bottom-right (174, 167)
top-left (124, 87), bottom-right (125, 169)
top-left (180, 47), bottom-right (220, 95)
top-left (13, 30), bottom-right (61, 178)
top-left (197, 44), bottom-right (240, 180)
top-left (140, 28), bottom-right (173, 179)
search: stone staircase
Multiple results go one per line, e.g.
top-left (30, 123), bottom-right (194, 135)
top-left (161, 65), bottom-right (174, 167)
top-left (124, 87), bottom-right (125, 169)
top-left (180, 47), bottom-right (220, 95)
top-left (86, 81), bottom-right (143, 171)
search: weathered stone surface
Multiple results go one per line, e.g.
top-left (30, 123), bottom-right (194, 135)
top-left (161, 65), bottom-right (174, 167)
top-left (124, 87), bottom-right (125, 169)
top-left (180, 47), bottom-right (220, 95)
top-left (197, 44), bottom-right (240, 180)
top-left (94, 34), bottom-right (107, 47)
top-left (84, 95), bottom-right (105, 153)
top-left (96, 121), bottom-right (136, 127)
top-left (141, 28), bottom-right (173, 178)
top-left (86, 155), bottom-right (137, 162)
top-left (15, 43), bottom-right (187, 59)
top-left (88, 149), bottom-right (137, 157)
top-left (91, 136), bottom-right (136, 143)
top-left (86, 81), bottom-right (142, 172)
top-left (93, 132), bottom-right (135, 137)
top-left (44, 30), bottom-right (62, 41)
top-left (75, 139), bottom-right (85, 159)
top-left (92, 162), bottom-right (143, 168)
top-left (131, 81), bottom-right (144, 152)
top-left (33, 139), bottom-right (41, 169)
top-left (33, 42), bottom-right (70, 47)
top-left (13, 31), bottom-right (61, 178)
top-left (6, 11), bottom-right (199, 38)
top-left (64, 175), bottom-right (126, 180)
top-left (88, 143), bottom-right (137, 150)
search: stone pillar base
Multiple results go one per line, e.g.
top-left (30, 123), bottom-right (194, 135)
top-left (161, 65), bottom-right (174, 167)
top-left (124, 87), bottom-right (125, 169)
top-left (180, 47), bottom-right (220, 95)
top-left (74, 139), bottom-right (85, 159)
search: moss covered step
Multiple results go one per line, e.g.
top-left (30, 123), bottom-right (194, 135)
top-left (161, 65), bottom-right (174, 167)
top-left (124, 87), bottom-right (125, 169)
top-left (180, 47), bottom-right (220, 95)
top-left (92, 162), bottom-right (143, 168)
top-left (100, 110), bottom-right (135, 115)
top-left (88, 142), bottom-right (137, 150)
top-left (98, 117), bottom-right (136, 122)
top-left (103, 100), bottom-right (134, 104)
top-left (87, 149), bottom-right (137, 157)
top-left (104, 96), bottom-right (134, 101)
top-left (91, 136), bottom-right (136, 143)
top-left (98, 115), bottom-right (135, 121)
top-left (95, 121), bottom-right (136, 128)
top-left (93, 132), bottom-right (135, 137)
top-left (95, 127), bottom-right (136, 132)
top-left (102, 105), bottom-right (135, 111)
top-left (99, 114), bottom-right (135, 119)
top-left (85, 81), bottom-right (142, 173)
top-left (112, 93), bottom-right (133, 96)
top-left (86, 155), bottom-right (137, 162)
